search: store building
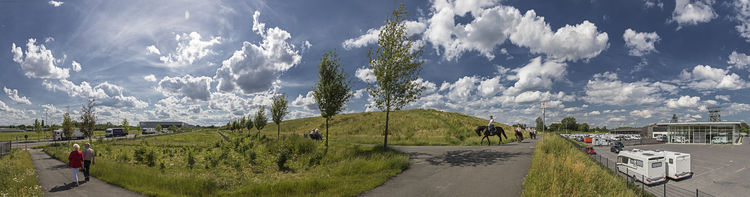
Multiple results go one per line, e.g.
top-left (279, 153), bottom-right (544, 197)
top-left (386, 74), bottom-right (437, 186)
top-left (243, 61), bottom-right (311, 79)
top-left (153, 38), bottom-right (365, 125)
top-left (655, 122), bottom-right (741, 145)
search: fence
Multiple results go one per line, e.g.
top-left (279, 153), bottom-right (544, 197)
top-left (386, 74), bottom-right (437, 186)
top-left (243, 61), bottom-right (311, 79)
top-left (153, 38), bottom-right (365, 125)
top-left (0, 141), bottom-right (10, 156)
top-left (561, 134), bottom-right (714, 197)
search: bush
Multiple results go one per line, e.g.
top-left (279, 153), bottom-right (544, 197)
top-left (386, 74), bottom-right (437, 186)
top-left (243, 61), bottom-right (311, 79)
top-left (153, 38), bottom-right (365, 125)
top-left (187, 151), bottom-right (195, 169)
top-left (145, 149), bottom-right (157, 167)
top-left (276, 147), bottom-right (291, 170)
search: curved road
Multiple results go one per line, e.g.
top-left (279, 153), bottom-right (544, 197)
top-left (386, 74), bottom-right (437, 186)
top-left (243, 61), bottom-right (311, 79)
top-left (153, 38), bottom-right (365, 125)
top-left (362, 138), bottom-right (538, 197)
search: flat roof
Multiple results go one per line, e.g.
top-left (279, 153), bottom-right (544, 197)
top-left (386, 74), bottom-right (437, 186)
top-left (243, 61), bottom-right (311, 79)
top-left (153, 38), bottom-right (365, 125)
top-left (656, 122), bottom-right (741, 126)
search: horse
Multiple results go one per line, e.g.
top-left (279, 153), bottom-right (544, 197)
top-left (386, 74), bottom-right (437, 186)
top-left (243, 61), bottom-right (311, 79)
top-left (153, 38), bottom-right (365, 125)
top-left (514, 130), bottom-right (524, 142)
top-left (475, 126), bottom-right (507, 145)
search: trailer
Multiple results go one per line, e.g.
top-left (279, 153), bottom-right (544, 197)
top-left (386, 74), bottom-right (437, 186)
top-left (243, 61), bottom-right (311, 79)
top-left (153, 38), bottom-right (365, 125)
top-left (584, 137), bottom-right (593, 143)
top-left (617, 149), bottom-right (666, 185)
top-left (53, 129), bottom-right (84, 140)
top-left (660, 151), bottom-right (692, 180)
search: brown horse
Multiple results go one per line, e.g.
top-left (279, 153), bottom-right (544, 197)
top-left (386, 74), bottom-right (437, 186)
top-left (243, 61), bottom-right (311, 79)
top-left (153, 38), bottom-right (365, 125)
top-left (514, 130), bottom-right (524, 142)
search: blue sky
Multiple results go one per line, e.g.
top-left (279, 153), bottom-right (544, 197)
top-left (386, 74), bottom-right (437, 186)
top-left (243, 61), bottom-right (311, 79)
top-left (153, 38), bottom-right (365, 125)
top-left (1, 0), bottom-right (749, 128)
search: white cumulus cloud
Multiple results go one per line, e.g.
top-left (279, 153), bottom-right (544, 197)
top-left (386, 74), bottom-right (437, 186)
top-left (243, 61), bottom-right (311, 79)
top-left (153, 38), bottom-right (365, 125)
top-left (671, 0), bottom-right (717, 28)
top-left (146, 45), bottom-right (161, 55)
top-left (503, 57), bottom-right (567, 96)
top-left (11, 38), bottom-right (70, 79)
top-left (71, 61), bottom-right (82, 72)
top-left (157, 75), bottom-right (212, 101)
top-left (666, 96), bottom-right (701, 108)
top-left (159, 32), bottom-right (220, 66)
top-left (42, 79), bottom-right (148, 108)
top-left (3, 87), bottom-right (32, 105)
top-left (623, 29), bottom-right (660, 56)
top-left (679, 65), bottom-right (748, 90)
top-left (728, 51), bottom-right (750, 70)
top-left (214, 11), bottom-right (302, 94)
top-left (583, 72), bottom-right (671, 105)
top-left (732, 0), bottom-right (750, 42)
top-left (291, 91), bottom-right (317, 111)
top-left (144, 74), bottom-right (157, 82)
top-left (48, 1), bottom-right (63, 7)
top-left (355, 67), bottom-right (376, 83)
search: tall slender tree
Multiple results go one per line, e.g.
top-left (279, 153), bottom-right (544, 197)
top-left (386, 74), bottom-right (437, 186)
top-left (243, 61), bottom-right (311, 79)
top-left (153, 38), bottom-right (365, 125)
top-left (245, 115), bottom-right (253, 133)
top-left (313, 50), bottom-right (352, 149)
top-left (80, 98), bottom-right (96, 141)
top-left (122, 118), bottom-right (129, 134)
top-left (240, 116), bottom-right (247, 132)
top-left (367, 4), bottom-right (424, 150)
top-left (271, 94), bottom-right (289, 138)
top-left (253, 106), bottom-right (268, 137)
top-left (62, 113), bottom-right (73, 141)
top-left (34, 119), bottom-right (42, 140)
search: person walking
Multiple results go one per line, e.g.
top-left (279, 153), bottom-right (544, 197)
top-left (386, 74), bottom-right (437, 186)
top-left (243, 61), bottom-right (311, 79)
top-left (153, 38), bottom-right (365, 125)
top-left (82, 143), bottom-right (95, 182)
top-left (68, 144), bottom-right (83, 186)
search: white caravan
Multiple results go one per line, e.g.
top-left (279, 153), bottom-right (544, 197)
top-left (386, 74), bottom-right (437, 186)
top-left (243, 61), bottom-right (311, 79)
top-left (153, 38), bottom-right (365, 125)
top-left (661, 151), bottom-right (692, 180)
top-left (617, 149), bottom-right (666, 185)
top-left (53, 128), bottom-right (84, 140)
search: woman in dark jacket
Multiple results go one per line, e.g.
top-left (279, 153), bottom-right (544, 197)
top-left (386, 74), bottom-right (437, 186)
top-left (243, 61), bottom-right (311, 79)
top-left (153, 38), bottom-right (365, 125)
top-left (68, 143), bottom-right (83, 186)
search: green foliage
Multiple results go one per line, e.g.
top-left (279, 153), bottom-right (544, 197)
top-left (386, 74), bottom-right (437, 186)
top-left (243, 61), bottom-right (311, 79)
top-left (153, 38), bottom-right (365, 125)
top-left (187, 150), bottom-right (195, 169)
top-left (0, 149), bottom-right (41, 196)
top-left (579, 123), bottom-right (590, 132)
top-left (740, 122), bottom-right (749, 134)
top-left (169, 125), bottom-right (178, 133)
top-left (122, 118), bottom-right (130, 134)
top-left (523, 135), bottom-right (640, 197)
top-left (536, 117), bottom-right (544, 131)
top-left (561, 117), bottom-right (577, 131)
top-left (276, 147), bottom-right (291, 170)
top-left (62, 112), bottom-right (74, 139)
top-left (313, 50), bottom-right (353, 148)
top-left (33, 118), bottom-right (41, 135)
top-left (367, 4), bottom-right (424, 149)
top-left (80, 98), bottom-right (96, 141)
top-left (245, 115), bottom-right (253, 133)
top-left (271, 94), bottom-right (289, 138)
top-left (254, 106), bottom-right (268, 133)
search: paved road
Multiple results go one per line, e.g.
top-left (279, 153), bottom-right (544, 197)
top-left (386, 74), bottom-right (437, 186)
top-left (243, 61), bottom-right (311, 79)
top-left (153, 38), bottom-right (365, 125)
top-left (28, 149), bottom-right (143, 197)
top-left (362, 138), bottom-right (538, 197)
top-left (593, 141), bottom-right (750, 197)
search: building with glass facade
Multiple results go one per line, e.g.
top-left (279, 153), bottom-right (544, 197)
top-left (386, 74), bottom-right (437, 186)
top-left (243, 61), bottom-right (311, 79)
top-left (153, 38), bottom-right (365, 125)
top-left (656, 122), bottom-right (741, 145)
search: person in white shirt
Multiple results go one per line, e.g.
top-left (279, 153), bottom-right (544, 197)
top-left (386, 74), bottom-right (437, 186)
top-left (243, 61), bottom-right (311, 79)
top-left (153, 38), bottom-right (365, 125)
top-left (488, 116), bottom-right (495, 132)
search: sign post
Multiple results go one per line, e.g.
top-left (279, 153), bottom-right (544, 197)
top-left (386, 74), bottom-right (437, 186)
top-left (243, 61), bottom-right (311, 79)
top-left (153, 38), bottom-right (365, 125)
top-left (541, 101), bottom-right (546, 143)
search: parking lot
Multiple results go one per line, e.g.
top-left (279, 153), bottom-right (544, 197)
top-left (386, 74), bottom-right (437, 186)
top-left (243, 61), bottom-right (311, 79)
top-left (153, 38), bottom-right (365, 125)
top-left (593, 141), bottom-right (750, 197)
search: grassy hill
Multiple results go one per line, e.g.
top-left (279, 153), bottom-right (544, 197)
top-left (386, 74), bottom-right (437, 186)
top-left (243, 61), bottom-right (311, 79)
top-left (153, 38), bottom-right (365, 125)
top-left (245, 109), bottom-right (528, 146)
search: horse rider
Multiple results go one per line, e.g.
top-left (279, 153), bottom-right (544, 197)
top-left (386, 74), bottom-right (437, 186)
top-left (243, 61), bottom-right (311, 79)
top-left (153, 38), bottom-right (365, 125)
top-left (488, 115), bottom-right (495, 133)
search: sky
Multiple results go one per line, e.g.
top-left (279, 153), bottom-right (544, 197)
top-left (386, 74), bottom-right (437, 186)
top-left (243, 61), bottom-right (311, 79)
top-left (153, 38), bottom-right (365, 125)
top-left (1, 0), bottom-right (750, 128)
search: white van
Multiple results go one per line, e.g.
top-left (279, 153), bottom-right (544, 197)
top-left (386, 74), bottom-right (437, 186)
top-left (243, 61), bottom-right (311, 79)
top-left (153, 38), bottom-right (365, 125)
top-left (53, 128), bottom-right (84, 140)
top-left (617, 149), bottom-right (667, 185)
top-left (661, 151), bottom-right (692, 180)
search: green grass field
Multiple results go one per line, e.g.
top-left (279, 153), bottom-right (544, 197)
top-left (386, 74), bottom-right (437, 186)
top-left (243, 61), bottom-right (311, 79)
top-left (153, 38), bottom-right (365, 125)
top-left (0, 149), bottom-right (42, 196)
top-left (234, 109), bottom-right (529, 146)
top-left (43, 130), bottom-right (408, 196)
top-left (0, 130), bottom-right (106, 141)
top-left (522, 135), bottom-right (642, 197)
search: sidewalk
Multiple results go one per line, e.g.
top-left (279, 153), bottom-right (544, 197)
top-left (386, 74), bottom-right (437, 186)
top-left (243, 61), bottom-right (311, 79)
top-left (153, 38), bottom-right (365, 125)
top-left (27, 148), bottom-right (143, 197)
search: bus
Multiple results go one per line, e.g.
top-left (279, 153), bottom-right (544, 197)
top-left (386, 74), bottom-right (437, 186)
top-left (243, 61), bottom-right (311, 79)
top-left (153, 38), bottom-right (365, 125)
top-left (617, 149), bottom-right (666, 185)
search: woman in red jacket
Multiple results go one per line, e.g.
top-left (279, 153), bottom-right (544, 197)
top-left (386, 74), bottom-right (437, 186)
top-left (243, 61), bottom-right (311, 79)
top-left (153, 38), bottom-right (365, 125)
top-left (68, 143), bottom-right (83, 186)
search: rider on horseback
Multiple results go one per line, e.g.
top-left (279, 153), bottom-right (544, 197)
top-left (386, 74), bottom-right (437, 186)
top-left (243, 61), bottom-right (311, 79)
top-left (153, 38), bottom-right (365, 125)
top-left (488, 116), bottom-right (495, 133)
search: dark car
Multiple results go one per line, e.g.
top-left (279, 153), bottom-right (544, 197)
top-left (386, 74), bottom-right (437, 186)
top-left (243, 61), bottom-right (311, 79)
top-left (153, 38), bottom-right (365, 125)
top-left (109, 128), bottom-right (127, 137)
top-left (610, 141), bottom-right (624, 153)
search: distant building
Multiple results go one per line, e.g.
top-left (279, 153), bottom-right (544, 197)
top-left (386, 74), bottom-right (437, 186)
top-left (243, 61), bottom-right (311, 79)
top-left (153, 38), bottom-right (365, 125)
top-left (655, 122), bottom-right (741, 145)
top-left (0, 128), bottom-right (25, 132)
top-left (138, 121), bottom-right (193, 129)
top-left (609, 128), bottom-right (646, 137)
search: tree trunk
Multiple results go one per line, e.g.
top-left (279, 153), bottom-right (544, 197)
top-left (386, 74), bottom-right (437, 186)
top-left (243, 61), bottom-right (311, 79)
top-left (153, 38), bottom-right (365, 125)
top-left (384, 109), bottom-right (390, 150)
top-left (277, 123), bottom-right (280, 138)
top-left (325, 118), bottom-right (329, 148)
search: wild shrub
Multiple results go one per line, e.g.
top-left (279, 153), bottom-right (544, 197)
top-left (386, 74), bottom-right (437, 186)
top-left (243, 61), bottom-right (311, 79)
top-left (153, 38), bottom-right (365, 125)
top-left (119, 151), bottom-right (130, 162)
top-left (246, 150), bottom-right (257, 163)
top-left (276, 146), bottom-right (291, 170)
top-left (187, 150), bottom-right (195, 169)
top-left (145, 149), bottom-right (157, 167)
top-left (134, 147), bottom-right (147, 164)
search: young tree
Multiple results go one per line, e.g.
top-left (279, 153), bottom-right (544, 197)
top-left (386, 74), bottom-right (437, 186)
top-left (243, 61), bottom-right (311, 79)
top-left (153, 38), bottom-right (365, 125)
top-left (156, 124), bottom-right (162, 133)
top-left (232, 120), bottom-right (239, 132)
top-left (535, 116), bottom-right (544, 131)
top-left (271, 94), bottom-right (289, 138)
top-left (34, 119), bottom-right (42, 140)
top-left (80, 98), bottom-right (96, 141)
top-left (561, 117), bottom-right (577, 131)
top-left (253, 106), bottom-right (268, 137)
top-left (244, 115), bottom-right (253, 133)
top-left (122, 118), bottom-right (130, 134)
top-left (62, 113), bottom-right (73, 141)
top-left (367, 4), bottom-right (424, 149)
top-left (169, 125), bottom-right (178, 133)
top-left (313, 50), bottom-right (352, 148)
top-left (240, 116), bottom-right (247, 132)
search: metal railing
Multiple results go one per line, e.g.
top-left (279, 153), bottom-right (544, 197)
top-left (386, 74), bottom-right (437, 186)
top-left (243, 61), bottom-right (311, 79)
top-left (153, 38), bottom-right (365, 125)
top-left (561, 134), bottom-right (714, 197)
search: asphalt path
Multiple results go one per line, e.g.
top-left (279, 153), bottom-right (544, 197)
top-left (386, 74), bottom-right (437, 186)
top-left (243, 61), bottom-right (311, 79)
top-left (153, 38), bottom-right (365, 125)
top-left (593, 141), bottom-right (750, 197)
top-left (28, 148), bottom-right (144, 197)
top-left (361, 137), bottom-right (538, 197)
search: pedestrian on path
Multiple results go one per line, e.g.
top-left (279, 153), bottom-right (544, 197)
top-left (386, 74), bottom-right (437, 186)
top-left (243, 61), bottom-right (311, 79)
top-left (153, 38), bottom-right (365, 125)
top-left (68, 143), bottom-right (83, 186)
top-left (82, 143), bottom-right (95, 182)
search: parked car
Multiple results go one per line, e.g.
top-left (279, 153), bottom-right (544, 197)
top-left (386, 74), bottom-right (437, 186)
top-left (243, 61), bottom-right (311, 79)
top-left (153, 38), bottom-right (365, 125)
top-left (610, 144), bottom-right (623, 153)
top-left (142, 128), bottom-right (156, 135)
top-left (585, 146), bottom-right (596, 154)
